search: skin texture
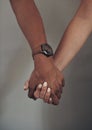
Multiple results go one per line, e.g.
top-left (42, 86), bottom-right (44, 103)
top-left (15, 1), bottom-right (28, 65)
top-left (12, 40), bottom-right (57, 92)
top-left (27, 55), bottom-right (64, 105)
top-left (10, 0), bottom-right (92, 105)
top-left (10, 0), bottom-right (64, 105)
top-left (54, 0), bottom-right (92, 71)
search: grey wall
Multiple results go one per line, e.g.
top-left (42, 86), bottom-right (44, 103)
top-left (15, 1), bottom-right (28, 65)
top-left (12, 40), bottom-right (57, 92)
top-left (0, 0), bottom-right (92, 130)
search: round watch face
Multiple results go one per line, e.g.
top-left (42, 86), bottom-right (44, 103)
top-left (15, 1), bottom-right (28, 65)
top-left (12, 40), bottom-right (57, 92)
top-left (41, 43), bottom-right (53, 57)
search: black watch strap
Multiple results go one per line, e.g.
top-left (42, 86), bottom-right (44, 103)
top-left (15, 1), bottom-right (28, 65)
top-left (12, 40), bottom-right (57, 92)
top-left (32, 43), bottom-right (53, 58)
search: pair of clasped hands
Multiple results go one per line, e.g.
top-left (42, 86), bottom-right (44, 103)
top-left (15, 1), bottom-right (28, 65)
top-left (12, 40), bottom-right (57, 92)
top-left (24, 54), bottom-right (65, 105)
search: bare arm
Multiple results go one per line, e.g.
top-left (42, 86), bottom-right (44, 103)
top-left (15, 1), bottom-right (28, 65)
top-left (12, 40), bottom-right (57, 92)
top-left (10, 0), bottom-right (92, 72)
top-left (10, 0), bottom-right (64, 105)
top-left (10, 0), bottom-right (92, 104)
top-left (54, 0), bottom-right (92, 71)
top-left (10, 0), bottom-right (47, 50)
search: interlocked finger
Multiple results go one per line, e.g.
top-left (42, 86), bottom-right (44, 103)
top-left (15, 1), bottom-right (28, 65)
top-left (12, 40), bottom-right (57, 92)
top-left (44, 88), bottom-right (51, 103)
top-left (48, 97), bottom-right (53, 104)
top-left (50, 92), bottom-right (59, 105)
top-left (34, 84), bottom-right (42, 99)
top-left (40, 82), bottom-right (48, 99)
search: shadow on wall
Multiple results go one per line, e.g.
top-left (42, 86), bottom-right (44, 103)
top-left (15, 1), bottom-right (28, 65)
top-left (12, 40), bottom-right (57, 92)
top-left (0, 46), bottom-right (33, 116)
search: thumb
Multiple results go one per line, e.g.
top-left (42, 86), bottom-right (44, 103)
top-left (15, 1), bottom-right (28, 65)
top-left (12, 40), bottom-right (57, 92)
top-left (28, 71), bottom-right (38, 100)
top-left (24, 80), bottom-right (30, 91)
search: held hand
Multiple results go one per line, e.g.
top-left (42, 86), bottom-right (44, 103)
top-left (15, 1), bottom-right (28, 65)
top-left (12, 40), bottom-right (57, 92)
top-left (24, 55), bottom-right (64, 105)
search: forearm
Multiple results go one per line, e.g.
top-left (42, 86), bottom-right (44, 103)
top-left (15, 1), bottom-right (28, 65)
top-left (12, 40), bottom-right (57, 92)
top-left (54, 0), bottom-right (92, 71)
top-left (10, 0), bottom-right (47, 51)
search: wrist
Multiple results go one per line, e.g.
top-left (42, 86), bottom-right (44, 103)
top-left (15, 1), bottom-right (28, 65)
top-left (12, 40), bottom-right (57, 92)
top-left (53, 56), bottom-right (64, 72)
top-left (32, 43), bottom-right (54, 59)
top-left (33, 54), bottom-right (53, 67)
top-left (54, 60), bottom-right (61, 71)
top-left (34, 53), bottom-right (53, 60)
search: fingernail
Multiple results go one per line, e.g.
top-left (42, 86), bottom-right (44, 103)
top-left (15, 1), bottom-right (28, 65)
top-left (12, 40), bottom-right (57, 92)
top-left (43, 82), bottom-right (48, 87)
top-left (24, 85), bottom-right (27, 90)
top-left (38, 84), bottom-right (42, 89)
top-left (47, 88), bottom-right (51, 93)
top-left (49, 98), bottom-right (52, 102)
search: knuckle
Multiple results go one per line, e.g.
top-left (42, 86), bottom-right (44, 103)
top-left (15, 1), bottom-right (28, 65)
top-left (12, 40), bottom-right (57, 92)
top-left (58, 93), bottom-right (61, 99)
top-left (34, 92), bottom-right (38, 98)
top-left (40, 93), bottom-right (44, 98)
top-left (58, 79), bottom-right (65, 88)
top-left (55, 89), bottom-right (59, 95)
top-left (42, 87), bottom-right (47, 91)
top-left (52, 96), bottom-right (59, 105)
top-left (53, 100), bottom-right (59, 105)
top-left (45, 95), bottom-right (49, 100)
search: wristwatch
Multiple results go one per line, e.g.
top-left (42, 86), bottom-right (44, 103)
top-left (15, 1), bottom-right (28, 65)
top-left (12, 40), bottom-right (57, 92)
top-left (32, 43), bottom-right (53, 58)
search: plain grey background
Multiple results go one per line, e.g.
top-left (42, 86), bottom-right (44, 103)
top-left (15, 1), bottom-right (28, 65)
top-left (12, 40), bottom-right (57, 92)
top-left (0, 0), bottom-right (92, 130)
